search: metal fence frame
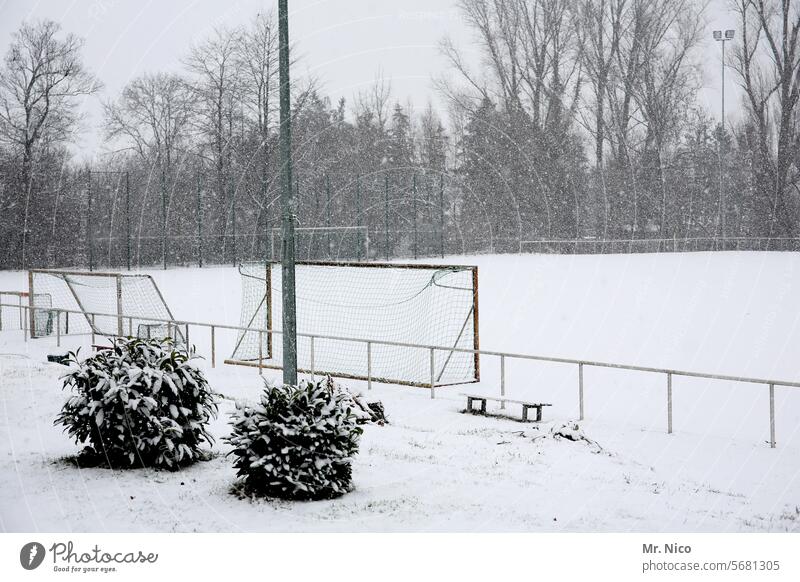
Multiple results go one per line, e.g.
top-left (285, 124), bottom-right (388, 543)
top-left (1, 301), bottom-right (794, 449)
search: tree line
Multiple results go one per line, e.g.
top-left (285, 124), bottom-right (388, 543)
top-left (0, 0), bottom-right (798, 270)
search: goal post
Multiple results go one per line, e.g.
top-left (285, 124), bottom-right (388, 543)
top-left (28, 269), bottom-right (182, 342)
top-left (226, 260), bottom-right (480, 387)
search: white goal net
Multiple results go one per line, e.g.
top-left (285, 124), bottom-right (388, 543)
top-left (28, 270), bottom-right (182, 342)
top-left (226, 261), bottom-right (480, 387)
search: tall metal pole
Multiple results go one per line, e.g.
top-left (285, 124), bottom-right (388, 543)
top-left (279, 0), bottom-right (298, 386)
top-left (125, 171), bottom-right (131, 271)
top-left (720, 39), bottom-right (725, 247)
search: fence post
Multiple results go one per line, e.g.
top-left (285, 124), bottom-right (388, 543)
top-left (326, 175), bottom-right (332, 258)
top-left (87, 169), bottom-right (94, 272)
top-left (429, 347), bottom-right (435, 399)
top-left (197, 174), bottom-right (203, 268)
top-left (310, 336), bottom-right (315, 381)
top-left (439, 173), bottom-right (445, 258)
top-left (579, 363), bottom-right (584, 421)
top-left (115, 275), bottom-right (124, 337)
top-left (667, 372), bottom-right (673, 434)
top-left (367, 341), bottom-right (372, 390)
top-left (412, 174), bottom-right (418, 260)
top-left (211, 325), bottom-right (216, 368)
top-left (769, 383), bottom-right (776, 448)
top-left (185, 323), bottom-right (190, 348)
top-left (500, 354), bottom-right (506, 410)
top-left (258, 331), bottom-right (263, 376)
top-left (384, 175), bottom-right (390, 260)
top-left (355, 174), bottom-right (363, 260)
top-left (128, 316), bottom-right (133, 337)
top-left (23, 305), bottom-right (28, 342)
top-left (126, 171), bottom-right (131, 271)
top-left (56, 311), bottom-right (61, 347)
top-left (91, 314), bottom-right (96, 345)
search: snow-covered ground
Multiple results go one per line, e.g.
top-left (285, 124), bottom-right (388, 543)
top-left (1, 252), bottom-right (799, 532)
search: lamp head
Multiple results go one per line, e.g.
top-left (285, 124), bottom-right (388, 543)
top-left (713, 30), bottom-right (722, 40)
top-left (725, 29), bottom-right (735, 39)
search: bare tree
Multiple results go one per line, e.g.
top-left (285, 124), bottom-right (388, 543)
top-left (183, 25), bottom-right (242, 225)
top-left (0, 19), bottom-right (99, 266)
top-left (574, 0), bottom-right (625, 167)
top-left (731, 0), bottom-right (800, 236)
top-left (104, 72), bottom-right (195, 265)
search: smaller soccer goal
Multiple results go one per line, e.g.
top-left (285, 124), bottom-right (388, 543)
top-left (28, 270), bottom-right (182, 342)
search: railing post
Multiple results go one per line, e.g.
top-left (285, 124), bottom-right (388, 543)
top-left (579, 363), bottom-right (584, 421)
top-left (258, 331), bottom-right (263, 376)
top-left (367, 341), bottom-right (372, 391)
top-left (310, 336), bottom-right (315, 381)
top-left (185, 323), bottom-right (190, 347)
top-left (128, 316), bottom-right (133, 337)
top-left (210, 325), bottom-right (216, 368)
top-left (56, 311), bottom-right (61, 347)
top-left (91, 314), bottom-right (96, 345)
top-left (769, 383), bottom-right (776, 448)
top-left (667, 372), bottom-right (673, 435)
top-left (500, 354), bottom-right (506, 410)
top-left (429, 347), bottom-right (435, 399)
top-left (22, 305), bottom-right (27, 342)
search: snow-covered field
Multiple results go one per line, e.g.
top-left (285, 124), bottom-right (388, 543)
top-left (1, 252), bottom-right (799, 532)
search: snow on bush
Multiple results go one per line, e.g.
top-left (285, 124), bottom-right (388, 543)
top-left (55, 337), bottom-right (219, 469)
top-left (225, 376), bottom-right (362, 500)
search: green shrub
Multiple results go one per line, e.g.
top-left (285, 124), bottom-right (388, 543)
top-left (226, 376), bottom-right (362, 500)
top-left (55, 337), bottom-right (219, 469)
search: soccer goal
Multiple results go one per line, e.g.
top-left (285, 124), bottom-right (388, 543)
top-left (268, 226), bottom-right (369, 261)
top-left (226, 261), bottom-right (480, 387)
top-left (28, 270), bottom-right (182, 342)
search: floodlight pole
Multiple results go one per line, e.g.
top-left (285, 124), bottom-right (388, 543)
top-left (279, 0), bottom-right (298, 386)
top-left (713, 29), bottom-right (734, 248)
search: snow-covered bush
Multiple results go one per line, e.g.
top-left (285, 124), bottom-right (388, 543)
top-left (226, 376), bottom-right (362, 500)
top-left (55, 337), bottom-right (219, 469)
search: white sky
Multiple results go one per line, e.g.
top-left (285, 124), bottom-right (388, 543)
top-left (0, 0), bottom-right (740, 159)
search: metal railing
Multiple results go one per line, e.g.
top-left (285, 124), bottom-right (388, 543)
top-left (2, 301), bottom-right (796, 449)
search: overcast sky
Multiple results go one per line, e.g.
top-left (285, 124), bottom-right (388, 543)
top-left (0, 0), bottom-right (740, 159)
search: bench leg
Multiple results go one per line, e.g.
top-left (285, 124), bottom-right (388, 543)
top-left (467, 398), bottom-right (474, 413)
top-left (522, 406), bottom-right (529, 422)
top-left (480, 399), bottom-right (486, 413)
top-left (536, 406), bottom-right (542, 422)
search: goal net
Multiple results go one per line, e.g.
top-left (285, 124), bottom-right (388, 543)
top-left (226, 261), bottom-right (479, 387)
top-left (28, 270), bottom-right (182, 342)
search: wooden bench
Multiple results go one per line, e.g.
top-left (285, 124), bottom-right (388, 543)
top-left (462, 393), bottom-right (552, 422)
